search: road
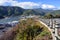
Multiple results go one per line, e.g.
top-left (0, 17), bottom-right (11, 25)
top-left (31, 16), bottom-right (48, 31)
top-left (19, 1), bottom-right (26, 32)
top-left (39, 18), bottom-right (60, 40)
top-left (38, 19), bottom-right (54, 40)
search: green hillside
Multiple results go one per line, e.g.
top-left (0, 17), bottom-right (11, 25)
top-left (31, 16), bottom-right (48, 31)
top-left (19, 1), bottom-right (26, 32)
top-left (0, 6), bottom-right (24, 18)
top-left (49, 10), bottom-right (60, 15)
top-left (0, 6), bottom-right (60, 19)
top-left (14, 18), bottom-right (52, 40)
top-left (23, 8), bottom-right (53, 16)
top-left (23, 9), bottom-right (45, 16)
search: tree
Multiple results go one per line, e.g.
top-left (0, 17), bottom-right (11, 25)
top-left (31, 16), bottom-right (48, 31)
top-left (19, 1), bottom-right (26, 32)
top-left (54, 14), bottom-right (60, 18)
top-left (44, 13), bottom-right (54, 19)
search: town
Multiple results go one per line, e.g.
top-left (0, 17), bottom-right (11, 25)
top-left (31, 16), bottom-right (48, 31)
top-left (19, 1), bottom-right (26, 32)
top-left (0, 15), bottom-right (60, 40)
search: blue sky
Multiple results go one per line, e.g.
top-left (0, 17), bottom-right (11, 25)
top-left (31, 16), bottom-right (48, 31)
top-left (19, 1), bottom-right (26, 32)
top-left (18, 0), bottom-right (60, 7)
top-left (0, 0), bottom-right (60, 9)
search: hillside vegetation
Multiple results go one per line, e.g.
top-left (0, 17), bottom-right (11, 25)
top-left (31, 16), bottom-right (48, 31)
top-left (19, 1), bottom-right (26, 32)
top-left (14, 18), bottom-right (52, 40)
top-left (0, 6), bottom-right (24, 18)
top-left (0, 6), bottom-right (60, 19)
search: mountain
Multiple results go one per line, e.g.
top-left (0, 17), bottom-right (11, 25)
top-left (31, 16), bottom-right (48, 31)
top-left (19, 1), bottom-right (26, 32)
top-left (49, 10), bottom-right (60, 15)
top-left (23, 9), bottom-right (45, 16)
top-left (0, 6), bottom-right (59, 19)
top-left (0, 6), bottom-right (24, 19)
top-left (23, 8), bottom-right (53, 16)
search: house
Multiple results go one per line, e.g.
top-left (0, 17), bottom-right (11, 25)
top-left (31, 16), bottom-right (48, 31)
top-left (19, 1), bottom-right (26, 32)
top-left (0, 24), bottom-right (5, 29)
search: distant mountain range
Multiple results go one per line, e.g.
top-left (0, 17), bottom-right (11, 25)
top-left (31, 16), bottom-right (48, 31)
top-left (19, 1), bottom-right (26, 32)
top-left (48, 10), bottom-right (60, 15)
top-left (0, 6), bottom-right (60, 19)
top-left (23, 8), bottom-right (53, 16)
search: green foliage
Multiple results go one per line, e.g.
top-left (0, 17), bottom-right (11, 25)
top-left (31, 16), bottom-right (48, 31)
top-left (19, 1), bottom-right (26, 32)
top-left (0, 6), bottom-right (60, 18)
top-left (14, 18), bottom-right (52, 40)
top-left (43, 13), bottom-right (54, 19)
top-left (54, 14), bottom-right (60, 18)
top-left (39, 27), bottom-right (51, 37)
top-left (0, 6), bottom-right (24, 17)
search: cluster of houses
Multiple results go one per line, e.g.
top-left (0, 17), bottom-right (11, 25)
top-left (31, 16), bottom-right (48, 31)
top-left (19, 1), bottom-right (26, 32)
top-left (0, 21), bottom-right (19, 29)
top-left (0, 20), bottom-right (19, 40)
top-left (49, 19), bottom-right (60, 40)
top-left (39, 18), bottom-right (60, 40)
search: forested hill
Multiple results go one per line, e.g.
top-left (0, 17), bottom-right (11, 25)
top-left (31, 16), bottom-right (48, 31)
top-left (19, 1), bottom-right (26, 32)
top-left (0, 6), bottom-right (24, 18)
top-left (23, 8), bottom-right (53, 16)
top-left (0, 6), bottom-right (60, 19)
top-left (49, 10), bottom-right (60, 15)
top-left (0, 6), bottom-right (53, 18)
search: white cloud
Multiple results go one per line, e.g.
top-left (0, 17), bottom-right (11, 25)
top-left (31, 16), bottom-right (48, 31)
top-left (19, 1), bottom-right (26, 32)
top-left (10, 1), bottom-right (56, 9)
top-left (0, 0), bottom-right (58, 9)
top-left (0, 0), bottom-right (14, 5)
top-left (11, 2), bottom-right (40, 9)
top-left (0, 0), bottom-right (39, 9)
top-left (0, 0), bottom-right (40, 9)
top-left (41, 4), bottom-right (56, 9)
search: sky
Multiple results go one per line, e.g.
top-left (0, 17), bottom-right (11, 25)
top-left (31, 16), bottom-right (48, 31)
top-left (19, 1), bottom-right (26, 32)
top-left (0, 0), bottom-right (60, 9)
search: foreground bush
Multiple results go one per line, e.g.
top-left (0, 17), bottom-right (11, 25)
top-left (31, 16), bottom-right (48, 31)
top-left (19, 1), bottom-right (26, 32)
top-left (14, 18), bottom-right (52, 40)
